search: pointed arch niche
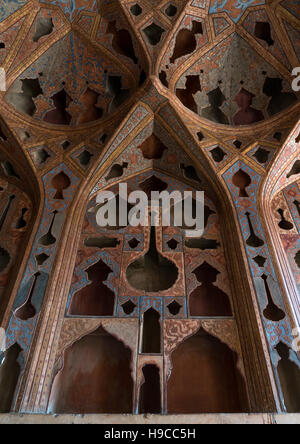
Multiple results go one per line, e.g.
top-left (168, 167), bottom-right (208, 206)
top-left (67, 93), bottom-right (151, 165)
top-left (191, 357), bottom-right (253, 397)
top-left (20, 104), bottom-right (279, 414)
top-left (261, 120), bottom-right (300, 413)
top-left (262, 121), bottom-right (300, 326)
top-left (0, 115), bottom-right (42, 413)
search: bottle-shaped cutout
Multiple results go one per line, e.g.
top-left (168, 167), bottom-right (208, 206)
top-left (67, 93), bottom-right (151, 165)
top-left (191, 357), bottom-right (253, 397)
top-left (52, 171), bottom-right (71, 200)
top-left (38, 211), bottom-right (58, 246)
top-left (277, 209), bottom-right (294, 230)
top-left (232, 170), bottom-right (251, 197)
top-left (261, 274), bottom-right (285, 321)
top-left (245, 212), bottom-right (264, 248)
top-left (293, 200), bottom-right (300, 218)
top-left (15, 272), bottom-right (40, 320)
top-left (126, 226), bottom-right (178, 292)
top-left (16, 208), bottom-right (28, 229)
top-left (0, 194), bottom-right (15, 232)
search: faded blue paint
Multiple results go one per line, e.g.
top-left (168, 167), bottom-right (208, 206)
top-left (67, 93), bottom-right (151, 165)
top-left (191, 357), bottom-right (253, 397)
top-left (41, 0), bottom-right (97, 21)
top-left (0, 0), bottom-right (27, 23)
top-left (209, 0), bottom-right (266, 23)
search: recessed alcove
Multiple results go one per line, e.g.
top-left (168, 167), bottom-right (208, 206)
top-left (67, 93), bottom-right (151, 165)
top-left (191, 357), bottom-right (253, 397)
top-left (167, 329), bottom-right (248, 413)
top-left (254, 22), bottom-right (274, 46)
top-left (106, 21), bottom-right (138, 64)
top-left (48, 326), bottom-right (133, 413)
top-left (43, 89), bottom-right (72, 125)
top-left (275, 342), bottom-right (300, 412)
top-left (143, 23), bottom-right (165, 46)
top-left (33, 18), bottom-right (54, 43)
top-left (68, 258), bottom-right (115, 316)
top-left (139, 364), bottom-right (161, 413)
top-left (141, 308), bottom-right (161, 354)
top-left (189, 262), bottom-right (232, 317)
top-left (126, 226), bottom-right (178, 292)
top-left (0, 343), bottom-right (22, 413)
top-left (170, 21), bottom-right (203, 63)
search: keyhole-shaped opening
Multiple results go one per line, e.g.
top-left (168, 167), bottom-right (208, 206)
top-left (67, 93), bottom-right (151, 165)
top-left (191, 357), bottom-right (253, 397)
top-left (245, 212), bottom-right (264, 248)
top-left (15, 272), bottom-right (40, 320)
top-left (232, 169), bottom-right (251, 197)
top-left (126, 226), bottom-right (178, 292)
top-left (262, 274), bottom-right (285, 322)
top-left (52, 171), bottom-right (71, 200)
top-left (139, 365), bottom-right (161, 413)
top-left (38, 210), bottom-right (58, 246)
top-left (142, 308), bottom-right (161, 353)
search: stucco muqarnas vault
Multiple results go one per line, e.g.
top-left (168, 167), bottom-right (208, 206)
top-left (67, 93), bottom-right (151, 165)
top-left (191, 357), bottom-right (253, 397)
top-left (0, 0), bottom-right (299, 421)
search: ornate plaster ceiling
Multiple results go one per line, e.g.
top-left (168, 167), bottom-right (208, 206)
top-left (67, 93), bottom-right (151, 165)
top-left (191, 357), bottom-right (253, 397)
top-left (0, 1), bottom-right (299, 127)
top-left (0, 0), bottom-right (299, 129)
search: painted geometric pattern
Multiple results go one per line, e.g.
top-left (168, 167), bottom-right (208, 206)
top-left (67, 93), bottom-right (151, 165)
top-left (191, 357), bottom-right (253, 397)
top-left (41, 0), bottom-right (97, 21)
top-left (0, 0), bottom-right (27, 23)
top-left (209, 0), bottom-right (266, 23)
